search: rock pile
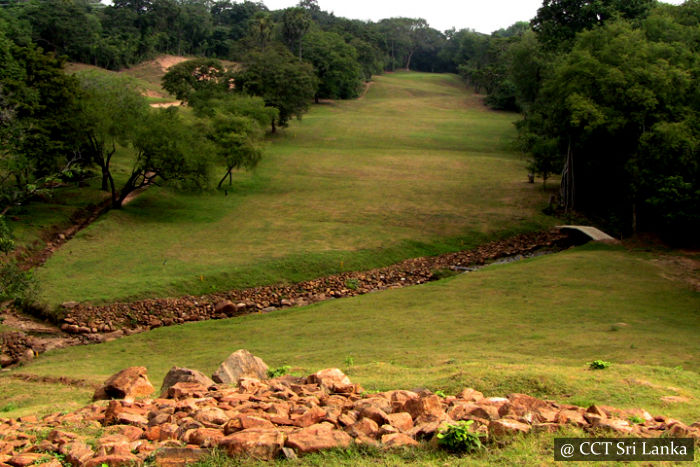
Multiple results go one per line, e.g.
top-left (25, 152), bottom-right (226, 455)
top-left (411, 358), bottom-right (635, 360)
top-left (1, 352), bottom-right (698, 466)
top-left (58, 230), bottom-right (573, 339)
top-left (0, 333), bottom-right (37, 368)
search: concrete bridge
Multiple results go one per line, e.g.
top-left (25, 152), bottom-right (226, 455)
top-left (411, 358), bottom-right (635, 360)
top-left (557, 225), bottom-right (619, 243)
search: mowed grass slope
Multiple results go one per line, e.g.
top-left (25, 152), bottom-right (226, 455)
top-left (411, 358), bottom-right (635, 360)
top-left (6, 245), bottom-right (699, 427)
top-left (37, 72), bottom-right (555, 305)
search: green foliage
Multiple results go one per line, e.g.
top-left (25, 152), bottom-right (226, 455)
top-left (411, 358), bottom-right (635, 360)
top-left (434, 390), bottom-right (447, 398)
top-left (531, 0), bottom-right (655, 51)
top-left (436, 421), bottom-right (485, 453)
top-left (267, 365), bottom-right (292, 378)
top-left (0, 402), bottom-right (19, 412)
top-left (120, 108), bottom-right (212, 206)
top-left (161, 58), bottom-right (232, 102)
top-left (628, 415), bottom-right (644, 425)
top-left (76, 70), bottom-right (149, 193)
top-left (519, 11), bottom-right (700, 239)
top-left (0, 262), bottom-right (38, 305)
top-left (303, 31), bottom-right (364, 100)
top-left (0, 26), bottom-right (85, 213)
top-left (588, 360), bottom-right (612, 370)
top-left (281, 7), bottom-right (311, 60)
top-left (234, 48), bottom-right (317, 132)
top-left (0, 215), bottom-right (14, 254)
top-left (344, 278), bottom-right (359, 290)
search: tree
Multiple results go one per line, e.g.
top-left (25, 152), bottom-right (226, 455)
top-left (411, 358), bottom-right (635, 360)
top-left (114, 108), bottom-right (211, 208)
top-left (234, 48), bottom-right (317, 132)
top-left (191, 94), bottom-right (276, 187)
top-left (519, 13), bottom-right (699, 239)
top-left (161, 58), bottom-right (232, 102)
top-left (16, 0), bottom-right (103, 64)
top-left (378, 18), bottom-right (430, 70)
top-left (248, 11), bottom-right (273, 52)
top-left (531, 0), bottom-right (655, 51)
top-left (281, 7), bottom-right (310, 60)
top-left (302, 31), bottom-right (363, 102)
top-left (0, 23), bottom-right (84, 213)
top-left (77, 71), bottom-right (149, 193)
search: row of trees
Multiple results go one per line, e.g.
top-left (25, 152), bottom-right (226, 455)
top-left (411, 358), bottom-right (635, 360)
top-left (452, 0), bottom-right (698, 243)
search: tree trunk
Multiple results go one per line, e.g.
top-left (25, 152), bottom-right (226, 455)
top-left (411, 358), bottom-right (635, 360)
top-left (560, 137), bottom-right (575, 212)
top-left (391, 40), bottom-right (395, 71)
top-left (217, 168), bottom-right (232, 189)
top-left (405, 50), bottom-right (414, 71)
top-left (271, 118), bottom-right (276, 133)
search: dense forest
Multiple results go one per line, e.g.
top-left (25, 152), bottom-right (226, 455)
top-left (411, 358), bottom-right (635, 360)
top-left (0, 0), bottom-right (698, 251)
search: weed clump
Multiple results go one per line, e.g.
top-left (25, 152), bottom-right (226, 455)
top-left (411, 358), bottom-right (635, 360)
top-left (588, 360), bottom-right (612, 370)
top-left (436, 420), bottom-right (485, 453)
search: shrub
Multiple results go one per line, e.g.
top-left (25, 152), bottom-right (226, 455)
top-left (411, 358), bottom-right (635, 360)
top-left (436, 420), bottom-right (485, 453)
top-left (588, 360), bottom-right (612, 370)
top-left (267, 365), bottom-right (291, 378)
top-left (0, 262), bottom-right (38, 305)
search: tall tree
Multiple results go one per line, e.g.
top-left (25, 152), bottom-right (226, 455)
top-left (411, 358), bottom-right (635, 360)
top-left (302, 31), bottom-right (363, 102)
top-left (281, 7), bottom-right (311, 61)
top-left (234, 48), bottom-right (317, 132)
top-left (76, 71), bottom-right (149, 193)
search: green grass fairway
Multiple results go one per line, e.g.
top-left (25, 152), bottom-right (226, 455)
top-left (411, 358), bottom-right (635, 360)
top-left (36, 72), bottom-right (555, 305)
top-left (6, 245), bottom-right (699, 428)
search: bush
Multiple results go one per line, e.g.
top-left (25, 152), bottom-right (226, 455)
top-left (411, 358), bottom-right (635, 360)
top-left (0, 216), bottom-right (14, 254)
top-left (436, 420), bottom-right (485, 453)
top-left (267, 365), bottom-right (291, 378)
top-left (588, 360), bottom-right (612, 370)
top-left (0, 262), bottom-right (38, 305)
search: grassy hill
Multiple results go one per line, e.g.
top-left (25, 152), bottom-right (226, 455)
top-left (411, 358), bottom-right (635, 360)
top-left (2, 243), bottom-right (698, 464)
top-left (35, 72), bottom-right (556, 306)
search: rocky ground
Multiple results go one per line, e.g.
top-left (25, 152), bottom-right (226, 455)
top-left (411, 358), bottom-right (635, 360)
top-left (1, 351), bottom-right (698, 466)
top-left (58, 230), bottom-right (573, 337)
top-left (1, 229), bottom-right (576, 368)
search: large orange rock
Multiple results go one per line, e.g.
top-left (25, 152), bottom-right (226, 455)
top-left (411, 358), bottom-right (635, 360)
top-left (155, 447), bottom-right (209, 467)
top-left (305, 369), bottom-right (352, 393)
top-left (167, 382), bottom-right (208, 400)
top-left (402, 395), bottom-right (444, 420)
top-left (59, 441), bottom-right (94, 465)
top-left (385, 412), bottom-right (414, 432)
top-left (82, 454), bottom-right (142, 467)
top-left (381, 433), bottom-right (418, 448)
top-left (183, 428), bottom-right (225, 447)
top-left (488, 419), bottom-right (531, 436)
top-left (291, 406), bottom-right (326, 428)
top-left (93, 367), bottom-right (155, 401)
top-left (285, 423), bottom-right (353, 454)
top-left (456, 388), bottom-right (484, 402)
top-left (160, 367), bottom-right (214, 397)
top-left (221, 428), bottom-right (285, 460)
top-left (347, 418), bottom-right (379, 439)
top-left (7, 453), bottom-right (45, 467)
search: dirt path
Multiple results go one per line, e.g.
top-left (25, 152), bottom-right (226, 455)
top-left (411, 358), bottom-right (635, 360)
top-left (358, 81), bottom-right (375, 99)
